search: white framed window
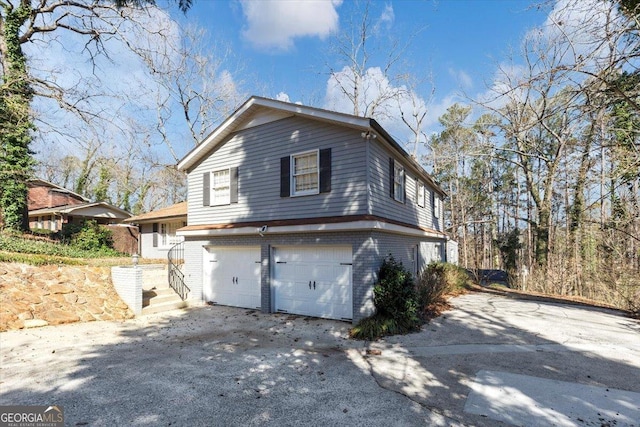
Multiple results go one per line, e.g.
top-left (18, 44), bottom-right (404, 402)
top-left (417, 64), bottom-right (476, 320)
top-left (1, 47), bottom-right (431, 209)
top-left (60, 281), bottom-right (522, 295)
top-left (417, 181), bottom-right (425, 207)
top-left (291, 150), bottom-right (319, 196)
top-left (211, 168), bottom-right (230, 206)
top-left (160, 221), bottom-right (185, 248)
top-left (394, 163), bottom-right (405, 202)
top-left (434, 195), bottom-right (440, 218)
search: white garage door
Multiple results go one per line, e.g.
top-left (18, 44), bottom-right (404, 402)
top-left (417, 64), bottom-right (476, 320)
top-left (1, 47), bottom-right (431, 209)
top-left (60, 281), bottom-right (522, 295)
top-left (273, 246), bottom-right (352, 321)
top-left (203, 246), bottom-right (261, 309)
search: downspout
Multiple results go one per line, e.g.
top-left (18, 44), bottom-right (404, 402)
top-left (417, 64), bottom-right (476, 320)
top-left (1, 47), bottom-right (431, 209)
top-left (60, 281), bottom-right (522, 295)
top-left (365, 133), bottom-right (372, 216)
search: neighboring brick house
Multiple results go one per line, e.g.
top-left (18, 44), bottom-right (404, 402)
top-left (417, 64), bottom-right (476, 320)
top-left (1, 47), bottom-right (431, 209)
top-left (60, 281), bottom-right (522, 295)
top-left (174, 96), bottom-right (456, 323)
top-left (27, 179), bottom-right (131, 232)
top-left (124, 202), bottom-right (187, 259)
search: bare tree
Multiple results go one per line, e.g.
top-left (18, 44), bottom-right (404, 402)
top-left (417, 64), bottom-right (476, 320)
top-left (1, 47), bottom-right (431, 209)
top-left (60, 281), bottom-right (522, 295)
top-left (133, 24), bottom-right (246, 160)
top-left (398, 77), bottom-right (435, 158)
top-left (324, 0), bottom-right (416, 120)
top-left (463, 0), bottom-right (640, 311)
top-left (1, 0), bottom-right (188, 229)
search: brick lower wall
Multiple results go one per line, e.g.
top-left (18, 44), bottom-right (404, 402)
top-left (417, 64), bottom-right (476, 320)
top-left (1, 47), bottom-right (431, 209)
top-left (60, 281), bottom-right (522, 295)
top-left (111, 266), bottom-right (143, 315)
top-left (183, 230), bottom-right (447, 323)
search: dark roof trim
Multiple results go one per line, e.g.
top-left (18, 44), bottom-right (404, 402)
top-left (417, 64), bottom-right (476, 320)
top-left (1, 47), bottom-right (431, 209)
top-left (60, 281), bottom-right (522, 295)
top-left (178, 214), bottom-right (446, 237)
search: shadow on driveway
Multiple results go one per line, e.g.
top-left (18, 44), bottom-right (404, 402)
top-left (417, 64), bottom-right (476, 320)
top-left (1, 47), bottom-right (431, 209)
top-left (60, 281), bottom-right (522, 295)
top-left (1, 293), bottom-right (638, 426)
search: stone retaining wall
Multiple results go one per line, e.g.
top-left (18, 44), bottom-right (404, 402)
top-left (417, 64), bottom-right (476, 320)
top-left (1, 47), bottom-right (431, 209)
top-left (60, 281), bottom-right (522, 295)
top-left (0, 263), bottom-right (134, 331)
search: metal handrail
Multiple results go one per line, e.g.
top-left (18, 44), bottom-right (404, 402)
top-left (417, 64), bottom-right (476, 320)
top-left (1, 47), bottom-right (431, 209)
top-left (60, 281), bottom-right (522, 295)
top-left (168, 241), bottom-right (189, 300)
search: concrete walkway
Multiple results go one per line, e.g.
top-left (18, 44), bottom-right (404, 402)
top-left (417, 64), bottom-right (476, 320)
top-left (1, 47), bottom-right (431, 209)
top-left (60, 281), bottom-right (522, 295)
top-left (1, 293), bottom-right (638, 426)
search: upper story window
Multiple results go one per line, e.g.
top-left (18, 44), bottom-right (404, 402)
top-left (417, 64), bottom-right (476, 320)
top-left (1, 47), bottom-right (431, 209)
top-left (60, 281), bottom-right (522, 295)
top-left (417, 181), bottom-right (425, 207)
top-left (389, 158), bottom-right (406, 203)
top-left (211, 168), bottom-right (230, 205)
top-left (433, 193), bottom-right (440, 218)
top-left (203, 167), bottom-right (238, 207)
top-left (393, 163), bottom-right (405, 203)
top-left (291, 150), bottom-right (319, 196)
top-left (280, 148), bottom-right (331, 198)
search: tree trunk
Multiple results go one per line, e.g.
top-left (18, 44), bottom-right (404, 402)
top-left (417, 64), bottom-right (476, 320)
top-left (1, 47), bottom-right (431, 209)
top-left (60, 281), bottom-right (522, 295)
top-left (535, 206), bottom-right (550, 268)
top-left (0, 2), bottom-right (35, 231)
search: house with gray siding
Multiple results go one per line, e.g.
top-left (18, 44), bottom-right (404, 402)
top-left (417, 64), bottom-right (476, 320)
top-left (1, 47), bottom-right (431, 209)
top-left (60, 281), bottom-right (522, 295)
top-left (176, 96), bottom-right (453, 323)
top-left (124, 202), bottom-right (187, 259)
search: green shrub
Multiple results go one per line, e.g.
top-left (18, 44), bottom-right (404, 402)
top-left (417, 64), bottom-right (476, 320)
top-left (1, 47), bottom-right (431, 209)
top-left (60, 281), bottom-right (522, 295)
top-left (351, 255), bottom-right (421, 340)
top-left (373, 255), bottom-right (418, 322)
top-left (30, 228), bottom-right (55, 236)
top-left (58, 222), bottom-right (83, 243)
top-left (0, 230), bottom-right (120, 259)
top-left (72, 220), bottom-right (114, 251)
top-left (0, 252), bottom-right (85, 266)
top-left (349, 314), bottom-right (400, 341)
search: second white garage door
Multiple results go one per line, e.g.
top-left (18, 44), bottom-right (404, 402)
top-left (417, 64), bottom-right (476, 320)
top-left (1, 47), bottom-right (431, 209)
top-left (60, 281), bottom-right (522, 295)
top-left (273, 246), bottom-right (352, 321)
top-left (203, 246), bottom-right (261, 309)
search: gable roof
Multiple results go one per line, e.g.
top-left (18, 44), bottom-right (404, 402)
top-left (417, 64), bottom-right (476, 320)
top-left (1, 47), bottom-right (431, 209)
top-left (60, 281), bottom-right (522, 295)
top-left (124, 202), bottom-right (187, 224)
top-left (28, 179), bottom-right (90, 203)
top-left (28, 202), bottom-right (131, 219)
top-left (177, 96), bottom-right (446, 197)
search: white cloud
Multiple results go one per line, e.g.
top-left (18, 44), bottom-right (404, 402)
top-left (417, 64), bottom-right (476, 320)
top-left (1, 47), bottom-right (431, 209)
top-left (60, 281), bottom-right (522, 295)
top-left (375, 4), bottom-right (395, 32)
top-left (475, 62), bottom-right (529, 111)
top-left (323, 65), bottom-right (457, 147)
top-left (323, 66), bottom-right (400, 118)
top-left (448, 68), bottom-right (473, 90)
top-left (240, 0), bottom-right (342, 51)
top-left (275, 92), bottom-right (291, 102)
top-left (524, 0), bottom-right (620, 71)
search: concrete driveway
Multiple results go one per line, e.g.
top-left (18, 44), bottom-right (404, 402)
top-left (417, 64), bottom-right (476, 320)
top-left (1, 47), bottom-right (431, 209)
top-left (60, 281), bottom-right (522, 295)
top-left (1, 292), bottom-right (638, 426)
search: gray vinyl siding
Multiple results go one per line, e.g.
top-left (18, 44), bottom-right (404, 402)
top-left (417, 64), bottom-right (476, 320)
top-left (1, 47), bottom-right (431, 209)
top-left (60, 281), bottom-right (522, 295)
top-left (370, 232), bottom-right (444, 277)
top-left (420, 241), bottom-right (445, 266)
top-left (367, 139), bottom-right (442, 231)
top-left (138, 220), bottom-right (187, 259)
top-left (187, 116), bottom-right (368, 226)
top-left (139, 223), bottom-right (169, 259)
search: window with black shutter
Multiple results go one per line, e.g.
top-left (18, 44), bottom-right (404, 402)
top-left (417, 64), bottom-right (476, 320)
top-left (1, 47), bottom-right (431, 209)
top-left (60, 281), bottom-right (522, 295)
top-left (203, 167), bottom-right (239, 206)
top-left (281, 148), bottom-right (331, 197)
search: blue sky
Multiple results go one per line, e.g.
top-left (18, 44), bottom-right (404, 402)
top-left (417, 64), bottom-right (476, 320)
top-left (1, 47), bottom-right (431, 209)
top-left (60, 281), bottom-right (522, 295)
top-left (169, 0), bottom-right (548, 136)
top-left (28, 0), bottom-right (557, 171)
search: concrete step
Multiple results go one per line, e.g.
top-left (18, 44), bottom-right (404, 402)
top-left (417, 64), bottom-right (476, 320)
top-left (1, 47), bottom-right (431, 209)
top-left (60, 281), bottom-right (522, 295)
top-left (143, 288), bottom-right (179, 306)
top-left (141, 299), bottom-right (188, 315)
top-left (141, 287), bottom-right (187, 315)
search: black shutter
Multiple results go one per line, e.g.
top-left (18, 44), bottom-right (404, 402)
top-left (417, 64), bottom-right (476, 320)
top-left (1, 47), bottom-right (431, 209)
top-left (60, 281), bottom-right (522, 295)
top-left (230, 167), bottom-right (238, 204)
top-left (415, 178), bottom-right (419, 203)
top-left (403, 171), bottom-right (407, 203)
top-left (152, 223), bottom-right (158, 248)
top-left (431, 190), bottom-right (435, 214)
top-left (319, 148), bottom-right (332, 193)
top-left (389, 158), bottom-right (394, 198)
top-left (280, 156), bottom-right (290, 197)
top-left (202, 172), bottom-right (210, 206)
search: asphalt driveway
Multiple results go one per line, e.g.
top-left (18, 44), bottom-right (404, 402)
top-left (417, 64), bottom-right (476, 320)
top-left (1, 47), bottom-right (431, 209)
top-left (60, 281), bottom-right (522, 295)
top-left (1, 292), bottom-right (638, 426)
